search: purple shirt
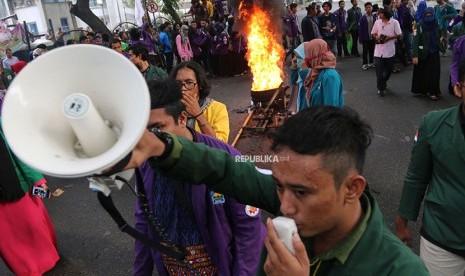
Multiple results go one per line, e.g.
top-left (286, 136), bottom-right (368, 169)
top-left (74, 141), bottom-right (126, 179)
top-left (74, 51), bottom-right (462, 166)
top-left (334, 8), bottom-right (348, 34)
top-left (133, 130), bottom-right (266, 276)
top-left (451, 35), bottom-right (465, 85)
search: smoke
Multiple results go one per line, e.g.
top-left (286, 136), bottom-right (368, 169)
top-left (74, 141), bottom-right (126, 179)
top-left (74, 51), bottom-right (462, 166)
top-left (231, 0), bottom-right (287, 39)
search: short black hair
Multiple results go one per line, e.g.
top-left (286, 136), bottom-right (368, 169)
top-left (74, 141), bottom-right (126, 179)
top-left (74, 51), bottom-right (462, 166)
top-left (66, 39), bottom-right (75, 45)
top-left (79, 34), bottom-right (87, 43)
top-left (339, 0), bottom-right (345, 5)
top-left (322, 1), bottom-right (332, 9)
top-left (112, 38), bottom-right (122, 45)
top-left (129, 27), bottom-right (141, 41)
top-left (289, 3), bottom-right (298, 9)
top-left (365, 2), bottom-right (372, 7)
top-left (129, 44), bottom-right (149, 61)
top-left (271, 106), bottom-right (373, 187)
top-left (147, 78), bottom-right (185, 122)
top-left (170, 61), bottom-right (211, 99)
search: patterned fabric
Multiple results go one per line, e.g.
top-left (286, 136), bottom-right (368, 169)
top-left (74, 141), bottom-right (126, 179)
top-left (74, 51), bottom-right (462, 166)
top-left (151, 174), bottom-right (203, 247)
top-left (163, 245), bottom-right (218, 275)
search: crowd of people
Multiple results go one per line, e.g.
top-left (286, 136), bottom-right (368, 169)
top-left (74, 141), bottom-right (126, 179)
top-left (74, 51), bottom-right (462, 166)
top-left (1, 0), bottom-right (465, 275)
top-left (289, 0), bottom-right (465, 100)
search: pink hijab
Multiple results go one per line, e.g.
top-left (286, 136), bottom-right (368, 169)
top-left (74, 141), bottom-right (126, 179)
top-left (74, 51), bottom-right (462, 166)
top-left (303, 39), bottom-right (337, 101)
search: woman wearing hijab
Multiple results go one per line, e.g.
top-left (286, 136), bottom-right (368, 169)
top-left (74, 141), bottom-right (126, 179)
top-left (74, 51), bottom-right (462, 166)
top-left (303, 39), bottom-right (344, 107)
top-left (290, 43), bottom-right (311, 112)
top-left (0, 120), bottom-right (59, 275)
top-left (415, 0), bottom-right (427, 22)
top-left (176, 25), bottom-right (194, 62)
top-left (411, 7), bottom-right (445, 100)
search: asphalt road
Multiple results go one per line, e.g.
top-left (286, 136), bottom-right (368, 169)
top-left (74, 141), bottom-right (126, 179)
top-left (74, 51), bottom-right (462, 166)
top-left (1, 51), bottom-right (459, 275)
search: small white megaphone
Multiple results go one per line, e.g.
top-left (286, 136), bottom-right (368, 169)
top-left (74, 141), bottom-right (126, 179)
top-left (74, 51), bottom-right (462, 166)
top-left (1, 45), bottom-right (150, 178)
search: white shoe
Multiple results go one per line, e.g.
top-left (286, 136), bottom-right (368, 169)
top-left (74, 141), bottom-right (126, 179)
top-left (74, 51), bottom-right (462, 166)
top-left (369, 63), bottom-right (375, 68)
top-left (362, 64), bottom-right (369, 70)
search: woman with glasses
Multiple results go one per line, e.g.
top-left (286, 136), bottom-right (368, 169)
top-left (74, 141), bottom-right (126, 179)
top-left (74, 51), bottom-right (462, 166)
top-left (171, 61), bottom-right (230, 142)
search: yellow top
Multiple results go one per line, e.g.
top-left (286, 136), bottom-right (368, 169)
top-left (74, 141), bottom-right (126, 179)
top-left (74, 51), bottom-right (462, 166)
top-left (206, 1), bottom-right (214, 18)
top-left (194, 100), bottom-right (230, 143)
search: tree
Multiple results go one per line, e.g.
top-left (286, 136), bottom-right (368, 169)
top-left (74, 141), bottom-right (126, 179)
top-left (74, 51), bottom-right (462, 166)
top-left (70, 0), bottom-right (183, 35)
top-left (160, 0), bottom-right (182, 24)
top-left (70, 0), bottom-right (112, 38)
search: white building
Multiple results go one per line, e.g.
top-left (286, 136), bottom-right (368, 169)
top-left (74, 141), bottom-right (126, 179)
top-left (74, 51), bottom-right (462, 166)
top-left (0, 0), bottom-right (136, 36)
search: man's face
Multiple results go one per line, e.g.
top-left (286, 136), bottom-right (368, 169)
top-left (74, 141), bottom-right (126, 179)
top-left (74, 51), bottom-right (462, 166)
top-left (379, 11), bottom-right (386, 19)
top-left (323, 4), bottom-right (330, 12)
top-left (129, 50), bottom-right (142, 67)
top-left (6, 49), bottom-right (12, 58)
top-left (121, 32), bottom-right (128, 41)
top-left (200, 20), bottom-right (207, 29)
top-left (93, 37), bottom-right (103, 45)
top-left (437, 0), bottom-right (444, 4)
top-left (310, 7), bottom-right (317, 16)
top-left (148, 108), bottom-right (186, 137)
top-left (353, 0), bottom-right (358, 6)
top-left (111, 42), bottom-right (123, 54)
top-left (365, 5), bottom-right (372, 14)
top-left (291, 6), bottom-right (297, 14)
top-left (191, 22), bottom-right (197, 30)
top-left (271, 148), bottom-right (351, 238)
top-left (339, 2), bottom-right (345, 9)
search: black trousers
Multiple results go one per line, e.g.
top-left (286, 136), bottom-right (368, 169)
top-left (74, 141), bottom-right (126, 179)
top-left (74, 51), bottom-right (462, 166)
top-left (362, 40), bottom-right (375, 64)
top-left (350, 29), bottom-right (360, 55)
top-left (374, 56), bottom-right (394, 90)
top-left (337, 33), bottom-right (349, 56)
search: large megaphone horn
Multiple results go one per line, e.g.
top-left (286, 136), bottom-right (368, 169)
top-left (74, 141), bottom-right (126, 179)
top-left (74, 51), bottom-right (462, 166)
top-left (1, 45), bottom-right (150, 178)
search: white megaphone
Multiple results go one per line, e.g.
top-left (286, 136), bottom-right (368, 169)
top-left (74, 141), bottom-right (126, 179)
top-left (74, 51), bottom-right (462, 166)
top-left (1, 45), bottom-right (150, 179)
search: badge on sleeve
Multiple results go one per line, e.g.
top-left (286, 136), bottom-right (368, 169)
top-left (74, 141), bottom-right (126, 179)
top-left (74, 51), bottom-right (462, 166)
top-left (245, 205), bottom-right (260, 217)
top-left (211, 191), bottom-right (225, 205)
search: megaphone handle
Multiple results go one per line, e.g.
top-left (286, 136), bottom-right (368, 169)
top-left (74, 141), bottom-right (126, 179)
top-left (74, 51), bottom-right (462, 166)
top-left (96, 191), bottom-right (186, 260)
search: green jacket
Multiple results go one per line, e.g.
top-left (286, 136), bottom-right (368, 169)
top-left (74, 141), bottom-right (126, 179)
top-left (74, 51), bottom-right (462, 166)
top-left (2, 68), bottom-right (15, 89)
top-left (347, 7), bottom-right (362, 31)
top-left (412, 25), bottom-right (445, 60)
top-left (399, 105), bottom-right (465, 252)
top-left (157, 136), bottom-right (429, 275)
top-left (449, 22), bottom-right (465, 46)
top-left (0, 118), bottom-right (45, 193)
top-left (144, 64), bottom-right (168, 82)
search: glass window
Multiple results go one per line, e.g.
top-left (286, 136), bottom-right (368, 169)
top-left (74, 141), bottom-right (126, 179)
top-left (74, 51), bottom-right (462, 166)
top-left (60, 18), bottom-right (69, 32)
top-left (27, 22), bottom-right (38, 36)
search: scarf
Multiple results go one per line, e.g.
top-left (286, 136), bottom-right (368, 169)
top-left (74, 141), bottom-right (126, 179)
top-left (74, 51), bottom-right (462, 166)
top-left (180, 25), bottom-right (189, 45)
top-left (186, 97), bottom-right (214, 129)
top-left (420, 8), bottom-right (439, 54)
top-left (415, 1), bottom-right (427, 22)
top-left (303, 39), bottom-right (337, 102)
top-left (0, 125), bottom-right (25, 202)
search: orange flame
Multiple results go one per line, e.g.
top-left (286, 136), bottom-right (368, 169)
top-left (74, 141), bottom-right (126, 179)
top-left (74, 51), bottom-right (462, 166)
top-left (240, 3), bottom-right (284, 91)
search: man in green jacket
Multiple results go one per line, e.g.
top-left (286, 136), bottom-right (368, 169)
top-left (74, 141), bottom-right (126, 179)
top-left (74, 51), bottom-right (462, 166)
top-left (129, 44), bottom-right (168, 82)
top-left (124, 106), bottom-right (428, 275)
top-left (396, 60), bottom-right (465, 275)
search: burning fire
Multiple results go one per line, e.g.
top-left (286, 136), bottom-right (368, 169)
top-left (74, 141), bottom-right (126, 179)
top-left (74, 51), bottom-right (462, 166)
top-left (239, 2), bottom-right (284, 91)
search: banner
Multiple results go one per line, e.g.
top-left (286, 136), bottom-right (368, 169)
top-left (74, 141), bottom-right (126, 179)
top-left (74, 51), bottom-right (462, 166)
top-left (134, 0), bottom-right (144, 26)
top-left (0, 22), bottom-right (26, 59)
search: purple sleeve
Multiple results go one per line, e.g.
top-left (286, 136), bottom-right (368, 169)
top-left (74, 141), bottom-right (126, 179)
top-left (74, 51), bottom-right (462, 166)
top-left (226, 198), bottom-right (266, 275)
top-left (451, 38), bottom-right (464, 85)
